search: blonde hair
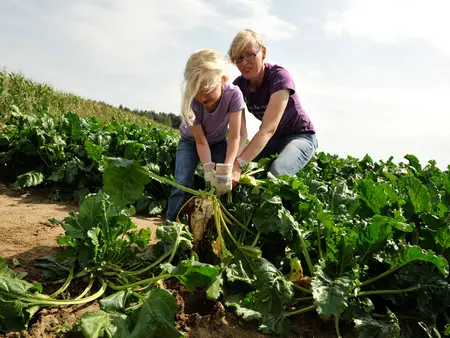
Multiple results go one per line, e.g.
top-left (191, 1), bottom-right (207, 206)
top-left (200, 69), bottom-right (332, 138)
top-left (227, 29), bottom-right (265, 63)
top-left (181, 49), bottom-right (227, 126)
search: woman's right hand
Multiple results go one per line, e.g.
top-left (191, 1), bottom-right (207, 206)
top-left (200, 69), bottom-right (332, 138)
top-left (231, 160), bottom-right (241, 187)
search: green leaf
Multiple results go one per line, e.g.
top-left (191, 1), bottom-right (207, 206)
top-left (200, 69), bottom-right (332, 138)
top-left (225, 293), bottom-right (261, 321)
top-left (400, 176), bottom-right (431, 215)
top-left (0, 258), bottom-right (49, 332)
top-left (252, 196), bottom-right (297, 240)
top-left (73, 288), bottom-right (184, 338)
top-left (102, 157), bottom-right (151, 206)
top-left (206, 275), bottom-right (223, 300)
top-left (311, 264), bottom-right (352, 318)
top-left (386, 245), bottom-right (449, 278)
top-left (148, 199), bottom-right (165, 216)
top-left (73, 311), bottom-right (111, 338)
top-left (84, 139), bottom-right (104, 163)
top-left (12, 171), bottom-right (44, 188)
top-left (127, 288), bottom-right (184, 338)
top-left (354, 309), bottom-right (401, 338)
top-left (99, 290), bottom-right (132, 312)
top-left (64, 111), bottom-right (84, 139)
top-left (357, 179), bottom-right (393, 214)
top-left (358, 215), bottom-right (393, 246)
top-left (226, 261), bottom-right (255, 284)
top-left (404, 154), bottom-right (422, 173)
top-left (230, 245), bottom-right (262, 285)
top-left (251, 257), bottom-right (294, 319)
top-left (161, 258), bottom-right (220, 292)
top-left (156, 222), bottom-right (193, 251)
top-left (258, 315), bottom-right (291, 336)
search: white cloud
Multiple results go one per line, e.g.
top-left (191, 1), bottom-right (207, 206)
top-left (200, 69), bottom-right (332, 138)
top-left (224, 0), bottom-right (298, 41)
top-left (56, 0), bottom-right (221, 74)
top-left (287, 68), bottom-right (450, 168)
top-left (324, 0), bottom-right (450, 58)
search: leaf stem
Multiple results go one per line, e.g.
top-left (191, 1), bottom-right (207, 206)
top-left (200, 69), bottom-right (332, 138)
top-left (107, 274), bottom-right (172, 290)
top-left (37, 150), bottom-right (51, 169)
top-left (291, 296), bottom-right (313, 305)
top-left (284, 304), bottom-right (316, 318)
top-left (50, 266), bottom-right (74, 298)
top-left (147, 170), bottom-right (205, 197)
top-left (359, 244), bottom-right (372, 265)
top-left (317, 220), bottom-right (323, 261)
top-left (122, 250), bottom-right (172, 277)
top-left (358, 285), bottom-right (429, 297)
top-left (75, 278), bottom-right (94, 300)
top-left (217, 199), bottom-right (258, 237)
top-left (335, 316), bottom-right (342, 338)
top-left (218, 205), bottom-right (239, 247)
top-left (176, 195), bottom-right (196, 223)
top-left (251, 231), bottom-right (260, 247)
top-left (8, 280), bottom-right (107, 306)
top-left (295, 228), bottom-right (314, 276)
top-left (213, 199), bottom-right (228, 258)
top-left (360, 266), bottom-right (402, 287)
top-left (293, 283), bottom-right (313, 295)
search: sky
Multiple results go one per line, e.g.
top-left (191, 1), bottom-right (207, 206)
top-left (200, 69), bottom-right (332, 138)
top-left (1, 0), bottom-right (449, 169)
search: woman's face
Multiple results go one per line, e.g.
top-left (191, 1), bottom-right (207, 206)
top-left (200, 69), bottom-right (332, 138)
top-left (234, 42), bottom-right (266, 80)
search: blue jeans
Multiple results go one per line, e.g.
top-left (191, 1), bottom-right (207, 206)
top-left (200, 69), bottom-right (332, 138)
top-left (255, 133), bottom-right (318, 177)
top-left (165, 137), bottom-right (227, 222)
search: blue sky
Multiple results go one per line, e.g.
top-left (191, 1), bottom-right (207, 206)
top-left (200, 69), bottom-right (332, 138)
top-left (1, 0), bottom-right (449, 168)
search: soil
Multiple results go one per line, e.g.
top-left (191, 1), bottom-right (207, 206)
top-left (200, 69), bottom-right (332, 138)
top-left (0, 184), bottom-right (343, 338)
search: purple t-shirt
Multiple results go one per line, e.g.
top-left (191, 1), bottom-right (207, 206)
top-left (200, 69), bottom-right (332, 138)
top-left (180, 83), bottom-right (245, 144)
top-left (232, 63), bottom-right (315, 137)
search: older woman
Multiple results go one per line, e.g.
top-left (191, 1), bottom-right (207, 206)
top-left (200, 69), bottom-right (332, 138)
top-left (227, 29), bottom-right (318, 181)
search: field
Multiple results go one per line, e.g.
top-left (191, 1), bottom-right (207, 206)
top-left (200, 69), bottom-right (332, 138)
top-left (1, 70), bottom-right (450, 338)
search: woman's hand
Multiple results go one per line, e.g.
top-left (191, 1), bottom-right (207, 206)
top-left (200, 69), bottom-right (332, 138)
top-left (232, 160), bottom-right (241, 187)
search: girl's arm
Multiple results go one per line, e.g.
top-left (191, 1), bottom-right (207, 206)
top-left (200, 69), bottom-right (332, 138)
top-left (237, 108), bottom-right (248, 156)
top-left (191, 125), bottom-right (212, 165)
top-left (237, 89), bottom-right (289, 164)
top-left (224, 110), bottom-right (242, 164)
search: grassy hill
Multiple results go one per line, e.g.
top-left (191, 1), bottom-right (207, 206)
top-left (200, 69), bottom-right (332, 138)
top-left (0, 68), bottom-right (179, 130)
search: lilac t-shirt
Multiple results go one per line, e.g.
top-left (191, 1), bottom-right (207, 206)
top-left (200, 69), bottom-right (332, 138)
top-left (232, 63), bottom-right (315, 137)
top-left (180, 83), bottom-right (245, 144)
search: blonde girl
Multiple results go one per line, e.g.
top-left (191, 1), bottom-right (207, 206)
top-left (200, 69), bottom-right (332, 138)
top-left (227, 29), bottom-right (318, 182)
top-left (166, 49), bottom-right (246, 222)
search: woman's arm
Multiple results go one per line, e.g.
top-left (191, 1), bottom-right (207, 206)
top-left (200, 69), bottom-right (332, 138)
top-left (191, 125), bottom-right (212, 165)
top-left (224, 110), bottom-right (242, 164)
top-left (238, 89), bottom-right (289, 164)
top-left (237, 108), bottom-right (248, 156)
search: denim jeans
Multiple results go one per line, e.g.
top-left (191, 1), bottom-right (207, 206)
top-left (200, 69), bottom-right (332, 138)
top-left (255, 132), bottom-right (318, 177)
top-left (165, 137), bottom-right (227, 222)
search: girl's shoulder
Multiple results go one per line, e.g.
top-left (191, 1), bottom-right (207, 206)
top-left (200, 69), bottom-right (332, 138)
top-left (222, 82), bottom-right (244, 100)
top-left (222, 82), bottom-right (245, 112)
top-left (223, 82), bottom-right (243, 94)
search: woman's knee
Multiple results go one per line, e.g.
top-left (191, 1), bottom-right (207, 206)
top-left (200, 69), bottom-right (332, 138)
top-left (269, 135), bottom-right (317, 177)
top-left (269, 158), bottom-right (292, 177)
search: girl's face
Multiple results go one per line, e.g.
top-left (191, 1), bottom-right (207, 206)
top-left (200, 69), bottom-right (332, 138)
top-left (195, 75), bottom-right (226, 110)
top-left (234, 42), bottom-right (266, 79)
